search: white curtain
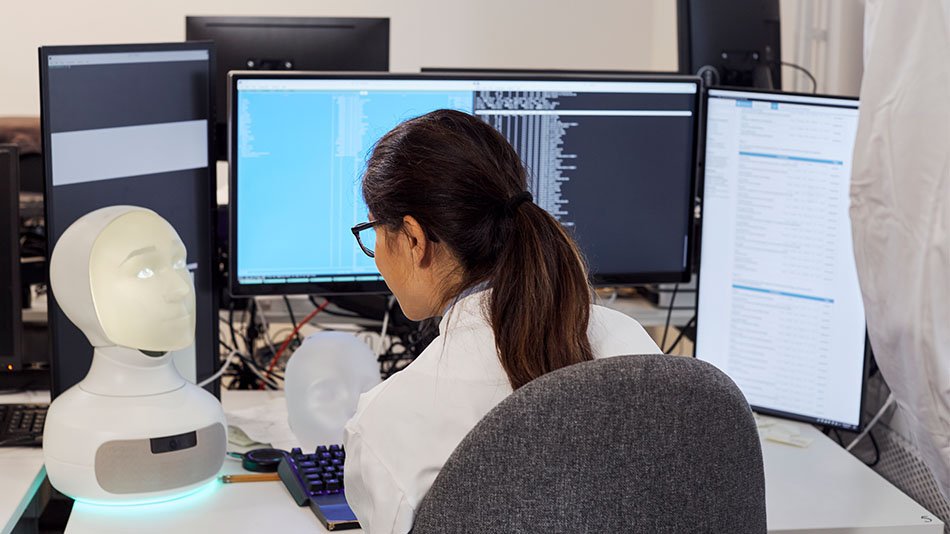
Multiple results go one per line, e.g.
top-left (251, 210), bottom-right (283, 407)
top-left (851, 0), bottom-right (950, 498)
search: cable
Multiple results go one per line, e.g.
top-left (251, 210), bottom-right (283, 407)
top-left (283, 296), bottom-right (302, 343)
top-left (307, 295), bottom-right (363, 319)
top-left (780, 61), bottom-right (818, 94)
top-left (253, 297), bottom-right (281, 358)
top-left (866, 430), bottom-right (880, 467)
top-left (664, 315), bottom-right (697, 354)
top-left (197, 350), bottom-right (238, 388)
top-left (846, 393), bottom-right (895, 451)
top-left (264, 299), bottom-right (330, 380)
top-left (228, 301), bottom-right (241, 352)
top-left (237, 351), bottom-right (282, 389)
top-left (378, 295), bottom-right (395, 356)
top-left (218, 340), bottom-right (282, 389)
top-left (660, 284), bottom-right (679, 351)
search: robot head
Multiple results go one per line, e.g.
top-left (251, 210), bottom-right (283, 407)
top-left (50, 206), bottom-right (195, 352)
top-left (285, 331), bottom-right (381, 446)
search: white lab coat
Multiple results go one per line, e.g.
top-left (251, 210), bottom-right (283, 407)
top-left (343, 290), bottom-right (660, 533)
top-left (850, 0), bottom-right (950, 499)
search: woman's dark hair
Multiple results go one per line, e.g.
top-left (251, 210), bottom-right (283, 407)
top-left (362, 109), bottom-right (593, 390)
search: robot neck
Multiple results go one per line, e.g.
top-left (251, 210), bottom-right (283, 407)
top-left (79, 346), bottom-right (186, 397)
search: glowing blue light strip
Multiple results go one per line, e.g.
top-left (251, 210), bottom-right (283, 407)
top-left (71, 478), bottom-right (220, 510)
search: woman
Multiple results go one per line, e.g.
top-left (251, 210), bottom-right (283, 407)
top-left (343, 109), bottom-right (660, 533)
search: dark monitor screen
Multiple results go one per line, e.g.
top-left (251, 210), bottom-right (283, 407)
top-left (40, 43), bottom-right (218, 398)
top-left (0, 145), bottom-right (22, 372)
top-left (677, 0), bottom-right (781, 88)
top-left (229, 73), bottom-right (700, 296)
top-left (185, 16), bottom-right (390, 160)
top-left (695, 88), bottom-right (867, 431)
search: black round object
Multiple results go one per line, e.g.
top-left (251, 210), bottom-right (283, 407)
top-left (242, 448), bottom-right (287, 473)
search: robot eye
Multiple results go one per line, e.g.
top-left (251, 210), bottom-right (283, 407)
top-left (137, 267), bottom-right (155, 279)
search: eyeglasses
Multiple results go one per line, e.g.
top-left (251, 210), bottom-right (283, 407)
top-left (351, 220), bottom-right (382, 258)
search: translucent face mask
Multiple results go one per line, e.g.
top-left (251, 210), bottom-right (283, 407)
top-left (286, 332), bottom-right (381, 446)
top-left (88, 211), bottom-right (196, 352)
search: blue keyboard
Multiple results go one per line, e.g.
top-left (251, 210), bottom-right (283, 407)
top-left (278, 445), bottom-right (360, 531)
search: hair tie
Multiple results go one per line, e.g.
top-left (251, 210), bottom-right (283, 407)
top-left (504, 191), bottom-right (533, 217)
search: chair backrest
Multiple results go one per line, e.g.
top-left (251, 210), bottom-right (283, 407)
top-left (412, 354), bottom-right (766, 534)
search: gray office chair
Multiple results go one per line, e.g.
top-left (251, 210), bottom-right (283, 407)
top-left (412, 354), bottom-right (766, 533)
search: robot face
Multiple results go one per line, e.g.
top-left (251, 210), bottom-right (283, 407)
top-left (88, 211), bottom-right (196, 352)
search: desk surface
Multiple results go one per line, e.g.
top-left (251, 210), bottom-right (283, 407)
top-left (0, 391), bottom-right (48, 534)
top-left (57, 391), bottom-right (943, 533)
top-left (761, 417), bottom-right (941, 532)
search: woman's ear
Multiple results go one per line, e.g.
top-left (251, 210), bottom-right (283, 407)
top-left (402, 215), bottom-right (432, 268)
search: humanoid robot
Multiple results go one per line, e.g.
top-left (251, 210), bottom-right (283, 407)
top-left (43, 206), bottom-right (226, 504)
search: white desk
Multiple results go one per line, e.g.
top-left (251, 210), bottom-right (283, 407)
top-left (761, 418), bottom-right (941, 532)
top-left (56, 391), bottom-right (943, 533)
top-left (0, 391), bottom-right (48, 534)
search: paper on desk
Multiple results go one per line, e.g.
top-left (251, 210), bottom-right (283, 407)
top-left (755, 414), bottom-right (814, 448)
top-left (225, 396), bottom-right (302, 451)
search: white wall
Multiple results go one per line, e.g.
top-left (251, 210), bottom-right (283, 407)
top-left (781, 0), bottom-right (864, 96)
top-left (0, 0), bottom-right (677, 116)
top-left (0, 1), bottom-right (864, 115)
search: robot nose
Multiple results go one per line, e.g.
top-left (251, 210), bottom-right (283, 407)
top-left (164, 275), bottom-right (192, 302)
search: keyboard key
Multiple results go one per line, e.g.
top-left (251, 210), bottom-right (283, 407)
top-left (0, 404), bottom-right (47, 447)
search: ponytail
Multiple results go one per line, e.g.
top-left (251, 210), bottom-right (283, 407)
top-left (362, 109), bottom-right (594, 390)
top-left (490, 201), bottom-right (593, 389)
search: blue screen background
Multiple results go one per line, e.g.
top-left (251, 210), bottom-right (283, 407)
top-left (236, 90), bottom-right (472, 283)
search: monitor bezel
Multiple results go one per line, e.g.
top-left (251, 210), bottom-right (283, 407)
top-left (0, 145), bottom-right (22, 371)
top-left (228, 71), bottom-right (703, 296)
top-left (695, 85), bottom-right (869, 432)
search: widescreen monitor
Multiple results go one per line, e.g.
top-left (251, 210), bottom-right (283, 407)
top-left (229, 73), bottom-right (702, 296)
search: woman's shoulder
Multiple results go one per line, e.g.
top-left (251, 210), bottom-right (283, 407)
top-left (588, 304), bottom-right (662, 357)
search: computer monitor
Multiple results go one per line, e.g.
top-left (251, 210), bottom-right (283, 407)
top-left (677, 0), bottom-right (781, 88)
top-left (695, 88), bottom-right (867, 431)
top-left (0, 145), bottom-right (22, 374)
top-left (229, 72), bottom-right (701, 296)
top-left (40, 42), bottom-right (219, 398)
top-left (185, 16), bottom-right (390, 160)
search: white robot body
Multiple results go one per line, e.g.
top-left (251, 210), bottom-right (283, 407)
top-left (44, 207), bottom-right (226, 504)
top-left (44, 355), bottom-right (226, 503)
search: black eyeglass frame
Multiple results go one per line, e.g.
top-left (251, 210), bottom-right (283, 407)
top-left (351, 220), bottom-right (383, 258)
